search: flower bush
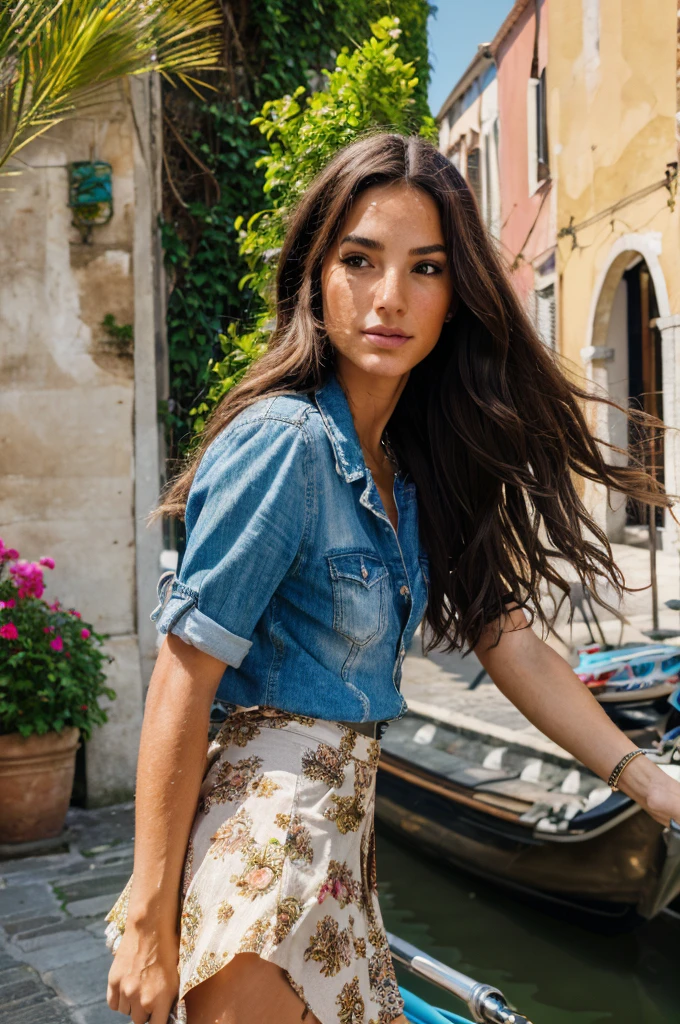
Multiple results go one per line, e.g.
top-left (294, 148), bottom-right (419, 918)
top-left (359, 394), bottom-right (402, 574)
top-left (0, 538), bottom-right (115, 738)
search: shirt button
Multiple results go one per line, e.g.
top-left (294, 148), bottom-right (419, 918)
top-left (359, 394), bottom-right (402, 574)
top-left (400, 585), bottom-right (409, 597)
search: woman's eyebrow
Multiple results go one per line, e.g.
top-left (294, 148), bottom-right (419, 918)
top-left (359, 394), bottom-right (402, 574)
top-left (339, 233), bottom-right (383, 250)
top-left (338, 234), bottom-right (446, 257)
top-left (409, 243), bottom-right (446, 255)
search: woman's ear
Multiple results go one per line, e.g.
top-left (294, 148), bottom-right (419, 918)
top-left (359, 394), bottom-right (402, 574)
top-left (444, 293), bottom-right (459, 322)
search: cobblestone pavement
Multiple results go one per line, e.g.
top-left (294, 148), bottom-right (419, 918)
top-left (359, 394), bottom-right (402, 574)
top-left (0, 805), bottom-right (134, 1024)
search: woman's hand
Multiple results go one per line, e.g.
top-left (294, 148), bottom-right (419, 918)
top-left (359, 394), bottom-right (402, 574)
top-left (639, 765), bottom-right (680, 827)
top-left (104, 636), bottom-right (226, 1018)
top-left (107, 919), bottom-right (180, 1023)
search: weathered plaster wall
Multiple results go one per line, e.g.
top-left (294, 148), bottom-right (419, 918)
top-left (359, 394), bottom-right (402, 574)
top-left (552, 0), bottom-right (679, 364)
top-left (550, 0), bottom-right (680, 546)
top-left (496, 0), bottom-right (553, 305)
top-left (0, 78), bottom-right (165, 803)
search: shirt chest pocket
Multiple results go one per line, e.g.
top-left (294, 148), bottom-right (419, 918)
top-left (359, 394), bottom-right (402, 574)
top-left (327, 551), bottom-right (389, 646)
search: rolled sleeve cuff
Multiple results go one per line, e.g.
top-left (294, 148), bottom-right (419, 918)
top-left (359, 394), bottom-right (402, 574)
top-left (154, 587), bottom-right (252, 668)
top-left (172, 606), bottom-right (252, 667)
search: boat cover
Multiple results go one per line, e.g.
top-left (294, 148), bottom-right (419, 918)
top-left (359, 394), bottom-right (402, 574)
top-left (401, 986), bottom-right (473, 1024)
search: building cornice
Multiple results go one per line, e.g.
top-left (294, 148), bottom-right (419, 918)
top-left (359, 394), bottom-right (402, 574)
top-left (435, 46), bottom-right (494, 122)
top-left (489, 0), bottom-right (533, 57)
top-left (436, 0), bottom-right (535, 123)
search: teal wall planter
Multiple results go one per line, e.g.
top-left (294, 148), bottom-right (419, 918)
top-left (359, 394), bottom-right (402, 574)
top-left (68, 161), bottom-right (113, 242)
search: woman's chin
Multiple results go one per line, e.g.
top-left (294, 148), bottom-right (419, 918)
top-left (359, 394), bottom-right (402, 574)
top-left (336, 345), bottom-right (418, 380)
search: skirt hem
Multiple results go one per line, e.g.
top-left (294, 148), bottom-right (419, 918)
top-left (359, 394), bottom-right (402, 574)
top-left (105, 708), bottom-right (404, 1024)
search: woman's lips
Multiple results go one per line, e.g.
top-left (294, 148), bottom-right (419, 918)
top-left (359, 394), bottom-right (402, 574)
top-left (361, 331), bottom-right (412, 349)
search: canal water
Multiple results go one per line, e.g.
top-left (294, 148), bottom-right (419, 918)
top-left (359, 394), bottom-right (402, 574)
top-left (376, 826), bottom-right (679, 1024)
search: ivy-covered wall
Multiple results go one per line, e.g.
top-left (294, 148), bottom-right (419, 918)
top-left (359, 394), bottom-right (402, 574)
top-left (161, 0), bottom-right (433, 462)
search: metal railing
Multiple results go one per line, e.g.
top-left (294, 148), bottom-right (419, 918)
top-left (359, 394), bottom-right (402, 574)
top-left (388, 933), bottom-right (533, 1024)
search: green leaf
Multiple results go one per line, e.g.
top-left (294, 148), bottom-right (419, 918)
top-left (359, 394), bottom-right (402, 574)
top-left (0, 0), bottom-right (223, 171)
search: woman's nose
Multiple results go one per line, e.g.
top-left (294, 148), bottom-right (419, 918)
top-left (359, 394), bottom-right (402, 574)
top-left (374, 267), bottom-right (406, 314)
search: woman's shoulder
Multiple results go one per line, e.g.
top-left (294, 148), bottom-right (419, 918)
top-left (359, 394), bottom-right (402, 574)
top-left (221, 391), bottom-right (331, 446)
top-left (202, 391), bottom-right (329, 469)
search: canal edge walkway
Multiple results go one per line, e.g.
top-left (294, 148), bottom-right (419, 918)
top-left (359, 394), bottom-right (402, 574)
top-left (401, 541), bottom-right (680, 759)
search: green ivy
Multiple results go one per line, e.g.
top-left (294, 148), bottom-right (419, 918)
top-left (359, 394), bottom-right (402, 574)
top-left (161, 0), bottom-right (433, 455)
top-left (101, 313), bottom-right (133, 356)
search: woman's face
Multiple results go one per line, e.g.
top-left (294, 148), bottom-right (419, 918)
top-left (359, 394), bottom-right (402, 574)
top-left (320, 182), bottom-right (454, 381)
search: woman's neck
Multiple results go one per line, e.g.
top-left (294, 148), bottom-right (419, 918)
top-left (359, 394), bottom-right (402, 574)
top-left (335, 358), bottom-right (408, 457)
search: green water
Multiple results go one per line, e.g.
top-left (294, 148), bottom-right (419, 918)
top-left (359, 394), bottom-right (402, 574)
top-left (376, 827), bottom-right (679, 1024)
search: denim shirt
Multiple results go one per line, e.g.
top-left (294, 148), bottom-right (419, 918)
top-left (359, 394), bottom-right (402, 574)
top-left (152, 373), bottom-right (429, 722)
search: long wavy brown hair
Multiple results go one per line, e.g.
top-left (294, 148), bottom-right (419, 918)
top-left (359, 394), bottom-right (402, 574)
top-left (160, 132), bottom-right (672, 651)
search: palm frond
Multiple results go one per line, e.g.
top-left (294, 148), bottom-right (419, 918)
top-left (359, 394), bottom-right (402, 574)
top-left (0, 0), bottom-right (222, 169)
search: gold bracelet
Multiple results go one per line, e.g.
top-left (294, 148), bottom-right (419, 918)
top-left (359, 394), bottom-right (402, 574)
top-left (608, 749), bottom-right (646, 791)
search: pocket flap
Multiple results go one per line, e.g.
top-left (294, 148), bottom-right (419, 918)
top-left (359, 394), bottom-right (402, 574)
top-left (328, 551), bottom-right (388, 589)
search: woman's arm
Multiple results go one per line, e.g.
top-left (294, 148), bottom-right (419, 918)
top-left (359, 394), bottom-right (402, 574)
top-left (474, 608), bottom-right (680, 826)
top-left (106, 634), bottom-right (226, 1024)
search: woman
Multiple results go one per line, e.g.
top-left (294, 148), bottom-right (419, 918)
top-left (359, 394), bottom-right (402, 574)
top-left (106, 133), bottom-right (680, 1024)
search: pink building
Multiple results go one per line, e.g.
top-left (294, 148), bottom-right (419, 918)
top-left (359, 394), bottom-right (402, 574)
top-left (492, 0), bottom-right (556, 346)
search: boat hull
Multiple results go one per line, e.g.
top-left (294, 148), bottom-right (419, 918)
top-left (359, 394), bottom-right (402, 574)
top-left (376, 753), bottom-right (668, 921)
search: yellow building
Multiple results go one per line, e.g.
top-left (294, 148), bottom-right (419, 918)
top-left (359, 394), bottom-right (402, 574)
top-left (550, 0), bottom-right (680, 548)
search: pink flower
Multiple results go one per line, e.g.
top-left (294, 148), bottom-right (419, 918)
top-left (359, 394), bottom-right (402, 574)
top-left (80, 628), bottom-right (91, 639)
top-left (0, 539), bottom-right (19, 562)
top-left (50, 635), bottom-right (64, 652)
top-left (39, 557), bottom-right (55, 570)
top-left (245, 867), bottom-right (274, 891)
top-left (333, 879), bottom-right (349, 901)
top-left (0, 599), bottom-right (15, 610)
top-left (69, 609), bottom-right (81, 619)
top-left (49, 601), bottom-right (61, 612)
top-left (9, 560), bottom-right (45, 599)
top-left (0, 622), bottom-right (18, 640)
top-left (43, 626), bottom-right (54, 634)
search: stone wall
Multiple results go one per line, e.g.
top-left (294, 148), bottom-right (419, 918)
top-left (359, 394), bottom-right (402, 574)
top-left (0, 76), bottom-right (165, 805)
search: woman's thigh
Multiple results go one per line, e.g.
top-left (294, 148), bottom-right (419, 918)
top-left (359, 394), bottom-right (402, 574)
top-left (183, 952), bottom-right (320, 1024)
top-left (183, 951), bottom-right (410, 1024)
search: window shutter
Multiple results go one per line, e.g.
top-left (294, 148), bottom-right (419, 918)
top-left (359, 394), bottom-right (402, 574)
top-left (536, 285), bottom-right (556, 349)
top-left (467, 147), bottom-right (482, 210)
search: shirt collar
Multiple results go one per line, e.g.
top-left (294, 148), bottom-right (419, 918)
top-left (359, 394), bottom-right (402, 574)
top-left (314, 373), bottom-right (366, 482)
top-left (314, 372), bottom-right (417, 500)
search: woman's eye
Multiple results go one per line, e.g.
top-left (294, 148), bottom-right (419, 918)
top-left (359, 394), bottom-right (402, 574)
top-left (414, 262), bottom-right (443, 276)
top-left (340, 254), bottom-right (370, 268)
top-left (340, 255), bottom-right (444, 275)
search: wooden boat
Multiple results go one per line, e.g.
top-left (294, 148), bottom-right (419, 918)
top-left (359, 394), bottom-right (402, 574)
top-left (575, 641), bottom-right (680, 701)
top-left (376, 710), bottom-right (680, 924)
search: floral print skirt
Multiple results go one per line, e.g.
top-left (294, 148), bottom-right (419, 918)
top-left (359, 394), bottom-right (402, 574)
top-left (105, 707), bottom-right (404, 1024)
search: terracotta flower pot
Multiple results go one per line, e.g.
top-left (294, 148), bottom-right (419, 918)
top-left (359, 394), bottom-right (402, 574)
top-left (0, 728), bottom-right (79, 843)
